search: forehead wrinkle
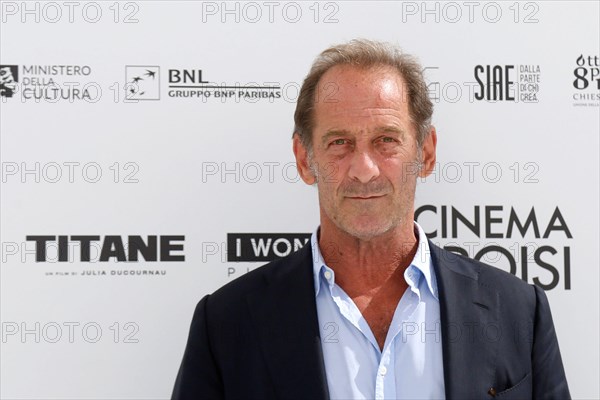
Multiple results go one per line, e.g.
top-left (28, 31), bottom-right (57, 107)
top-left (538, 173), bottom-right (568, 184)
top-left (323, 104), bottom-right (406, 119)
top-left (322, 106), bottom-right (408, 131)
top-left (314, 66), bottom-right (416, 144)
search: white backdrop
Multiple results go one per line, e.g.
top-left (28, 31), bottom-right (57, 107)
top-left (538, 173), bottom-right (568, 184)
top-left (1, 1), bottom-right (598, 399)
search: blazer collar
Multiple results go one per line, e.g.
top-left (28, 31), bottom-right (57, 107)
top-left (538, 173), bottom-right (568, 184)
top-left (429, 241), bottom-right (500, 399)
top-left (245, 243), bottom-right (330, 400)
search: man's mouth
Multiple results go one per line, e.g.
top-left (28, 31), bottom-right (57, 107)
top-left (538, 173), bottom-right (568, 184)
top-left (345, 194), bottom-right (385, 200)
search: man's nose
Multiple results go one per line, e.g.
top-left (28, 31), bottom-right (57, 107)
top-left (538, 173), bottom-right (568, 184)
top-left (348, 150), bottom-right (380, 183)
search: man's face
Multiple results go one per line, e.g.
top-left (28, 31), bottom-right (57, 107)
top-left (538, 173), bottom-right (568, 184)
top-left (293, 65), bottom-right (436, 240)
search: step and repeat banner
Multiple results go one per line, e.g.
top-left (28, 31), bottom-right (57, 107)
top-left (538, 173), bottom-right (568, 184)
top-left (1, 1), bottom-right (598, 399)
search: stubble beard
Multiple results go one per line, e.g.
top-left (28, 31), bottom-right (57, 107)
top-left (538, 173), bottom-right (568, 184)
top-left (309, 151), bottom-right (422, 242)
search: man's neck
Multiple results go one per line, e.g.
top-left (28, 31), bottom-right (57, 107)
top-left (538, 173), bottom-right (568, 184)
top-left (318, 218), bottom-right (419, 296)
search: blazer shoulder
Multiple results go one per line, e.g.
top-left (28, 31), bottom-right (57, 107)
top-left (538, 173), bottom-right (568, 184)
top-left (209, 243), bottom-right (313, 305)
top-left (430, 241), bottom-right (535, 299)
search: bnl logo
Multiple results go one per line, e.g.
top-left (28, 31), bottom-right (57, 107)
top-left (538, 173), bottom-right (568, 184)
top-left (125, 66), bottom-right (160, 100)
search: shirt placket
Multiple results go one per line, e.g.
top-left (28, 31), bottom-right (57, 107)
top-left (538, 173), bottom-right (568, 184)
top-left (375, 342), bottom-right (396, 399)
top-left (376, 268), bottom-right (421, 399)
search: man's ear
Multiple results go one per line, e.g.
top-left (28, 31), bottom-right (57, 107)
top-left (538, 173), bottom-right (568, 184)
top-left (419, 126), bottom-right (437, 178)
top-left (293, 133), bottom-right (316, 185)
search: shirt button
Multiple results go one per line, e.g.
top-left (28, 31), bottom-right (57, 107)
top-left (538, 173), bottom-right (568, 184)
top-left (324, 271), bottom-right (332, 280)
top-left (379, 366), bottom-right (387, 376)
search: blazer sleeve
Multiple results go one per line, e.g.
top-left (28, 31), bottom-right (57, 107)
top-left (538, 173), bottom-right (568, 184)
top-left (172, 295), bottom-right (224, 400)
top-left (531, 285), bottom-right (571, 399)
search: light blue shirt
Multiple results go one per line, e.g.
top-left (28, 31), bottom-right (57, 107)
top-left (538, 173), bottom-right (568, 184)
top-left (312, 222), bottom-right (446, 400)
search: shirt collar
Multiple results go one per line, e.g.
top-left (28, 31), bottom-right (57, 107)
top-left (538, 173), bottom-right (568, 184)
top-left (410, 222), bottom-right (439, 300)
top-left (311, 222), bottom-right (438, 300)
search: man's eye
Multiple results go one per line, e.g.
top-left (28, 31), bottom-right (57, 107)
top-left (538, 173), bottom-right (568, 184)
top-left (381, 137), bottom-right (396, 143)
top-left (332, 139), bottom-right (346, 145)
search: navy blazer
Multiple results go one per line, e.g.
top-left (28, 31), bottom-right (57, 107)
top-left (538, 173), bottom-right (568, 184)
top-left (172, 241), bottom-right (570, 399)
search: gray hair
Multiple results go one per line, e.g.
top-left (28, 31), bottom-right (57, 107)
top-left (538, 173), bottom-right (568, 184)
top-left (293, 39), bottom-right (433, 152)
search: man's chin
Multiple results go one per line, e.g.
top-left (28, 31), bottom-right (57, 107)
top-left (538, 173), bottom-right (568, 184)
top-left (336, 219), bottom-right (396, 241)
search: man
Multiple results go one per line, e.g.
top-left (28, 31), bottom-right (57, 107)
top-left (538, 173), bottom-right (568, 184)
top-left (172, 39), bottom-right (570, 399)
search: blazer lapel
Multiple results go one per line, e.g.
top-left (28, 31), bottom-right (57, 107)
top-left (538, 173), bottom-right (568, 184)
top-left (430, 242), bottom-right (500, 399)
top-left (246, 243), bottom-right (330, 400)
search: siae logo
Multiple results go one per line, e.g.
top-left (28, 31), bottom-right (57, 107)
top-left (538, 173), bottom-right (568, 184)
top-left (474, 64), bottom-right (540, 103)
top-left (0, 65), bottom-right (19, 98)
top-left (474, 65), bottom-right (515, 101)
